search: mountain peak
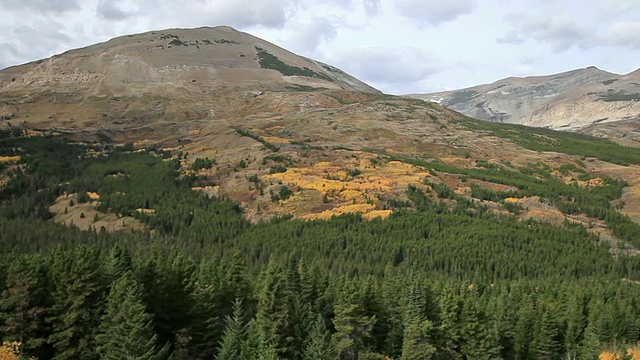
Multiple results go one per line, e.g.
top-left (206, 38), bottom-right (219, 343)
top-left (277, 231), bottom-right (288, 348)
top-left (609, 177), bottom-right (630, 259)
top-left (409, 65), bottom-right (640, 133)
top-left (2, 27), bottom-right (379, 95)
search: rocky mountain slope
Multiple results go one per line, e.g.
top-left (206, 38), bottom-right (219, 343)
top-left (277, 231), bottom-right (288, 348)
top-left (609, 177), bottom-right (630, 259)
top-left (409, 66), bottom-right (640, 146)
top-left (0, 26), bottom-right (378, 134)
top-left (1, 27), bottom-right (640, 255)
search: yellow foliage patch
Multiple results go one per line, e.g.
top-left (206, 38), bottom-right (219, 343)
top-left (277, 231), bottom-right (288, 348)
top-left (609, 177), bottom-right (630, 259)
top-left (600, 348), bottom-right (640, 359)
top-left (88, 192), bottom-right (100, 200)
top-left (135, 208), bottom-right (155, 214)
top-left (302, 203), bottom-right (376, 220)
top-left (314, 162), bottom-right (334, 168)
top-left (0, 156), bottom-right (20, 163)
top-left (579, 177), bottom-right (606, 187)
top-left (261, 136), bottom-right (291, 144)
top-left (362, 210), bottom-right (392, 220)
top-left (341, 189), bottom-right (365, 201)
top-left (0, 341), bottom-right (24, 360)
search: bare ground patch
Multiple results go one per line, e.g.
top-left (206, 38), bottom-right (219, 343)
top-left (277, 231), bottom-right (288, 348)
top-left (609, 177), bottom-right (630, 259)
top-left (49, 194), bottom-right (146, 233)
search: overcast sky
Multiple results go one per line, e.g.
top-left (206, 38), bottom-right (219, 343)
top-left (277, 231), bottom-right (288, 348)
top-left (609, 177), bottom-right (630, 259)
top-left (1, 0), bottom-right (639, 94)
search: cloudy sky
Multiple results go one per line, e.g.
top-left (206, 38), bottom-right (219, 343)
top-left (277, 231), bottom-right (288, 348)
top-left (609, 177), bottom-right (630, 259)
top-left (1, 0), bottom-right (639, 94)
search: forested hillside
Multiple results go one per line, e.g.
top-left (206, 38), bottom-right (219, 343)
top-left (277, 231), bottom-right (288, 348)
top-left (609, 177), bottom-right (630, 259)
top-left (2, 133), bottom-right (640, 359)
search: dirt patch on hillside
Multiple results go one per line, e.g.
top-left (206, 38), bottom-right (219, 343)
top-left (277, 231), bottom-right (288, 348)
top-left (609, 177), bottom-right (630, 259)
top-left (49, 193), bottom-right (146, 233)
top-left (587, 161), bottom-right (640, 223)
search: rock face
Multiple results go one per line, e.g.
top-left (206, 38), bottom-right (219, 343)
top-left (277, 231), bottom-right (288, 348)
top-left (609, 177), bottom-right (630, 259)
top-left (0, 26), bottom-right (378, 133)
top-left (409, 66), bottom-right (640, 144)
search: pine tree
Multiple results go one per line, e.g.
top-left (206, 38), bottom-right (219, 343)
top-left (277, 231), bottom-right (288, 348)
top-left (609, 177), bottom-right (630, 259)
top-left (401, 319), bottom-right (437, 360)
top-left (189, 260), bottom-right (223, 359)
top-left (459, 297), bottom-right (501, 359)
top-left (226, 251), bottom-right (252, 306)
top-left (104, 243), bottom-right (133, 281)
top-left (255, 261), bottom-right (295, 358)
top-left (532, 305), bottom-right (562, 360)
top-left (564, 294), bottom-right (587, 359)
top-left (95, 271), bottom-right (169, 360)
top-left (487, 289), bottom-right (516, 360)
top-left (284, 255), bottom-right (310, 359)
top-left (437, 290), bottom-right (463, 360)
top-left (303, 314), bottom-right (333, 360)
top-left (331, 287), bottom-right (377, 360)
top-left (217, 299), bottom-right (246, 360)
top-left (47, 246), bottom-right (107, 360)
top-left (359, 278), bottom-right (390, 355)
top-left (625, 307), bottom-right (639, 345)
top-left (242, 319), bottom-right (261, 360)
top-left (579, 323), bottom-right (601, 360)
top-left (401, 283), bottom-right (437, 360)
top-left (138, 248), bottom-right (196, 353)
top-left (0, 255), bottom-right (52, 359)
top-left (257, 338), bottom-right (282, 360)
top-left (514, 295), bottom-right (536, 360)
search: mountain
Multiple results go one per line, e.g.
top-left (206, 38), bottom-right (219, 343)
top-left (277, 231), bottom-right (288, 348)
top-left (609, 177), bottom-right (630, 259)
top-left (409, 66), bottom-right (640, 146)
top-left (5, 28), bottom-right (640, 360)
top-left (1, 27), bottom-right (640, 237)
top-left (0, 26), bottom-right (378, 135)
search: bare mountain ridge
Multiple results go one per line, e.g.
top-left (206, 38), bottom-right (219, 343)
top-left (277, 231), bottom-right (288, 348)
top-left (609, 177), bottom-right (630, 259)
top-left (0, 26), bottom-right (378, 133)
top-left (0, 26), bottom-right (379, 93)
top-left (409, 66), bottom-right (640, 146)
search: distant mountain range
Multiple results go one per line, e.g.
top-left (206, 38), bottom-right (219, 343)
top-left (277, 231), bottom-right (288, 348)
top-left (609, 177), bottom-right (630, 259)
top-left (409, 66), bottom-right (640, 146)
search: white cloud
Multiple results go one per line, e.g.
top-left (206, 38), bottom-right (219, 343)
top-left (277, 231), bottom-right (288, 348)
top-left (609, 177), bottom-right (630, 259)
top-left (204, 0), bottom-right (292, 29)
top-left (501, 14), bottom-right (592, 52)
top-left (602, 21), bottom-right (640, 49)
top-left (362, 0), bottom-right (380, 16)
top-left (288, 17), bottom-right (337, 54)
top-left (0, 20), bottom-right (73, 69)
top-left (496, 31), bottom-right (523, 45)
top-left (330, 46), bottom-right (438, 93)
top-left (0, 0), bottom-right (80, 13)
top-left (396, 0), bottom-right (477, 26)
top-left (97, 0), bottom-right (141, 20)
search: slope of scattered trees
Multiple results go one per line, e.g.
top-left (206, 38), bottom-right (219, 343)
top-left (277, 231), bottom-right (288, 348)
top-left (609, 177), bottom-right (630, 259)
top-left (1, 135), bottom-right (640, 359)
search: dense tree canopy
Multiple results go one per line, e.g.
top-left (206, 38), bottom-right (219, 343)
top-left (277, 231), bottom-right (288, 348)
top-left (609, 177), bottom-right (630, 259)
top-left (1, 135), bottom-right (640, 359)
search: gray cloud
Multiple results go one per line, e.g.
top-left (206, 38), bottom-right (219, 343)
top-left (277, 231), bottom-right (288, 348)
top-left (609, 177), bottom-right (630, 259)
top-left (396, 0), bottom-right (477, 26)
top-left (0, 0), bottom-right (80, 13)
top-left (602, 21), bottom-right (640, 49)
top-left (595, 0), bottom-right (639, 18)
top-left (331, 46), bottom-right (438, 93)
top-left (203, 0), bottom-right (291, 29)
top-left (501, 11), bottom-right (640, 53)
top-left (363, 0), bottom-right (380, 16)
top-left (496, 31), bottom-right (523, 45)
top-left (0, 20), bottom-right (72, 69)
top-left (0, 43), bottom-right (20, 70)
top-left (500, 14), bottom-right (592, 52)
top-left (288, 17), bottom-right (337, 54)
top-left (525, 16), bottom-right (591, 51)
top-left (97, 0), bottom-right (137, 21)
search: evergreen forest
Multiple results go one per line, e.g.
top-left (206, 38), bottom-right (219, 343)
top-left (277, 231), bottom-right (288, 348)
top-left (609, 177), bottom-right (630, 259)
top-left (2, 133), bottom-right (640, 359)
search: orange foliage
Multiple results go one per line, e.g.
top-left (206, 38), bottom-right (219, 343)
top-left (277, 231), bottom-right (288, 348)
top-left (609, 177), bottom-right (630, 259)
top-left (0, 156), bottom-right (20, 163)
top-left (600, 348), bottom-right (640, 359)
top-left (0, 342), bottom-right (21, 360)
